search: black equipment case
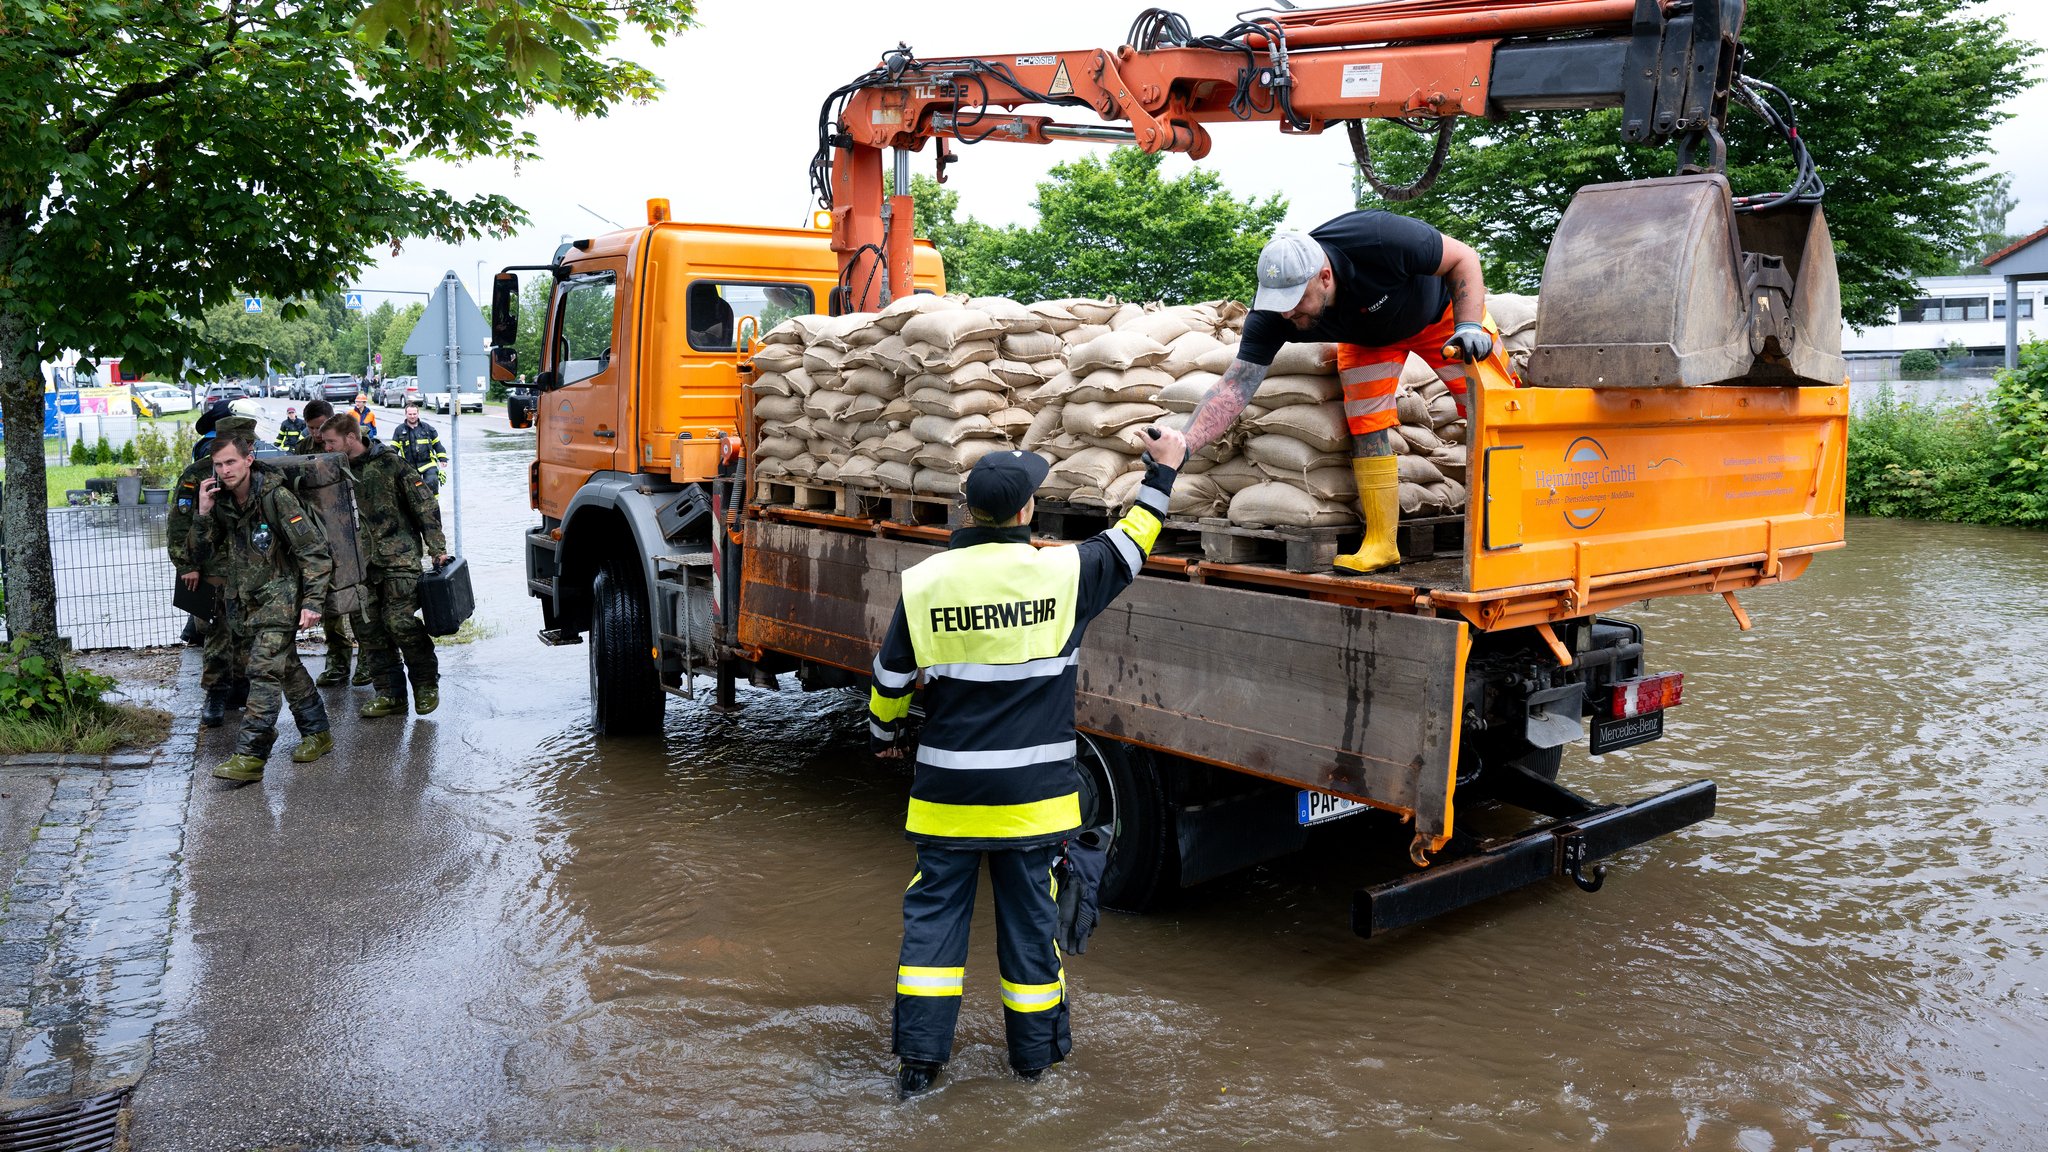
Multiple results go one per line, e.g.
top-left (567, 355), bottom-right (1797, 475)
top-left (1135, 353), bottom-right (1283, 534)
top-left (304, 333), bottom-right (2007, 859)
top-left (420, 556), bottom-right (474, 636)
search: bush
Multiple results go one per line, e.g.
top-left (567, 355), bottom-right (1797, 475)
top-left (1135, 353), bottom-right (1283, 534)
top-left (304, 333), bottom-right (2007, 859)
top-left (1845, 388), bottom-right (1994, 520)
top-left (1983, 345), bottom-right (2048, 526)
top-left (118, 440), bottom-right (139, 465)
top-left (0, 638), bottom-right (113, 723)
top-left (69, 439), bottom-right (91, 467)
top-left (92, 436), bottom-right (115, 465)
top-left (1898, 348), bottom-right (1941, 376)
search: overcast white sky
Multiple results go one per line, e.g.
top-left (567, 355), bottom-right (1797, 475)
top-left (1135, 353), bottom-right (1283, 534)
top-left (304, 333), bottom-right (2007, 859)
top-left (361, 0), bottom-right (2048, 302)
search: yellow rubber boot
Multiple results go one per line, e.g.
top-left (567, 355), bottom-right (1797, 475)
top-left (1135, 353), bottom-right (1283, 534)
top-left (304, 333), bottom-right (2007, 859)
top-left (1333, 455), bottom-right (1402, 574)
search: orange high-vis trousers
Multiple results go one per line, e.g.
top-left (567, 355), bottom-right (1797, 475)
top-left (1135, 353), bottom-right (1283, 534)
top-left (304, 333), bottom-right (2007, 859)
top-left (1335, 303), bottom-right (1518, 437)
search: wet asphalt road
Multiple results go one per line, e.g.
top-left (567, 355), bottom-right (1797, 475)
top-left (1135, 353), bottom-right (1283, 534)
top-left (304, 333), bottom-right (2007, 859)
top-left (126, 403), bottom-right (2048, 1150)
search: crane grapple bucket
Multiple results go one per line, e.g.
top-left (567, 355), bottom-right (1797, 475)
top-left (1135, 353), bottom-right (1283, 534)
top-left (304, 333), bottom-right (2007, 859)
top-left (1526, 174), bottom-right (1844, 388)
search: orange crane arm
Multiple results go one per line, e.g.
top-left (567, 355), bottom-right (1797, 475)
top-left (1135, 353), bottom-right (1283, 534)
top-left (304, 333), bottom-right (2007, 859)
top-left (819, 0), bottom-right (1761, 312)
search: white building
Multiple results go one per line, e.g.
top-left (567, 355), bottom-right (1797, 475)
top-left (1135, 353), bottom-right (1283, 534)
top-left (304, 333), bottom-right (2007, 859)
top-left (1841, 272), bottom-right (2043, 359)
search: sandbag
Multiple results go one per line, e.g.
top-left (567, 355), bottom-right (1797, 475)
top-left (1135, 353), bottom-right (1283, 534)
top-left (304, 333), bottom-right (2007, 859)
top-left (1396, 390), bottom-right (1431, 427)
top-left (908, 386), bottom-right (1009, 419)
top-left (801, 345), bottom-right (849, 377)
top-left (1428, 392), bottom-right (1463, 425)
top-left (1048, 447), bottom-right (1132, 491)
top-left (1431, 444), bottom-right (1468, 482)
top-left (1441, 420), bottom-right (1467, 446)
top-left (967, 296), bottom-right (1046, 335)
top-left (1250, 404), bottom-right (1352, 453)
top-left (1398, 454), bottom-right (1446, 486)
top-left (1489, 293), bottom-right (1539, 336)
top-left (1154, 372), bottom-right (1221, 414)
top-left (1061, 323), bottom-right (1111, 347)
top-left (814, 459), bottom-right (842, 483)
top-left (914, 438), bottom-right (1010, 474)
top-left (1065, 299), bottom-right (1122, 326)
top-left (1106, 302), bottom-right (1147, 330)
top-left (875, 459), bottom-right (916, 491)
top-left (900, 309), bottom-right (1004, 350)
top-left (1121, 309), bottom-right (1202, 345)
top-left (1195, 344), bottom-right (1238, 375)
top-left (1070, 367), bottom-right (1172, 405)
top-left (1294, 465), bottom-right (1358, 503)
top-left (761, 318), bottom-right (806, 346)
top-left (989, 359), bottom-right (1052, 390)
top-left (841, 366), bottom-right (899, 397)
top-left (841, 393), bottom-right (889, 422)
top-left (752, 394), bottom-right (804, 422)
top-left (875, 292), bottom-right (960, 334)
top-left (880, 397), bottom-right (915, 424)
top-left (1168, 474), bottom-right (1230, 518)
top-left (1069, 331), bottom-right (1170, 373)
top-left (907, 362), bottom-right (1004, 394)
top-left (909, 340), bottom-right (1000, 375)
top-left (1161, 331), bottom-right (1227, 376)
top-left (755, 435), bottom-right (805, 460)
top-left (1228, 483), bottom-right (1357, 528)
top-left (910, 413), bottom-right (1004, 445)
top-left (875, 430), bottom-right (922, 463)
top-left (750, 371), bottom-right (796, 398)
top-left (1020, 405), bottom-right (1064, 452)
top-left (751, 344), bottom-right (805, 374)
top-left (836, 455), bottom-right (881, 485)
top-left (1399, 481), bottom-right (1426, 515)
top-left (1203, 457), bottom-right (1267, 495)
top-left (1064, 401), bottom-right (1168, 438)
top-left (781, 367), bottom-right (817, 396)
top-left (1243, 433), bottom-right (1331, 475)
top-left (1000, 330), bottom-right (1066, 363)
top-left (1024, 370), bottom-right (1085, 406)
top-left (1037, 432), bottom-right (1088, 459)
top-left (914, 468), bottom-right (965, 498)
top-left (866, 335), bottom-right (923, 377)
top-left (991, 407), bottom-right (1035, 439)
top-left (1025, 300), bottom-right (1081, 333)
top-left (1270, 342), bottom-right (1338, 375)
top-left (1252, 374), bottom-right (1341, 408)
top-left (802, 390), bottom-right (857, 422)
top-left (1400, 423), bottom-right (1448, 453)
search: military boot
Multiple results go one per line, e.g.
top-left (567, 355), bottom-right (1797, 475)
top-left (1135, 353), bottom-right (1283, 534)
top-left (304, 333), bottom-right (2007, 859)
top-left (226, 677), bottom-right (252, 710)
top-left (211, 753), bottom-right (266, 782)
top-left (412, 681), bottom-right (440, 715)
top-left (200, 688), bottom-right (229, 728)
top-left (289, 696), bottom-right (332, 763)
top-left (359, 695), bottom-right (404, 719)
top-left (351, 667), bottom-right (375, 687)
top-left (291, 732), bottom-right (334, 763)
top-left (316, 657), bottom-right (351, 687)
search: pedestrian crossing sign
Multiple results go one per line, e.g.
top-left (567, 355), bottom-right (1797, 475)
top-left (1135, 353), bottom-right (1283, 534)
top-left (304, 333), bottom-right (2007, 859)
top-left (244, 297), bottom-right (262, 314)
top-left (344, 292), bottom-right (365, 311)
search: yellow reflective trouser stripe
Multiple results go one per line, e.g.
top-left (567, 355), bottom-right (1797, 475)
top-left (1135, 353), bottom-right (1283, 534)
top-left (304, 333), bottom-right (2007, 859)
top-left (1000, 971), bottom-right (1065, 1012)
top-left (905, 792), bottom-right (1082, 841)
top-left (906, 870), bottom-right (922, 891)
top-left (1115, 504), bottom-right (1163, 554)
top-left (897, 965), bottom-right (965, 997)
top-left (869, 686), bottom-right (912, 723)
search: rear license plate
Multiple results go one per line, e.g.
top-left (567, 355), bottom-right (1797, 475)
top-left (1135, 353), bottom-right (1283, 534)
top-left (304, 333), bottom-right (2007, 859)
top-left (1591, 710), bottom-right (1664, 754)
top-left (1298, 790), bottom-right (1369, 826)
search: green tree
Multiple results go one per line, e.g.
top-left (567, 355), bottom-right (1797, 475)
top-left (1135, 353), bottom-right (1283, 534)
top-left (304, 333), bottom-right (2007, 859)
top-left (378, 302), bottom-right (427, 376)
top-left (1355, 0), bottom-right (2034, 328)
top-left (950, 148), bottom-right (1287, 303)
top-left (0, 0), bottom-right (692, 662)
top-left (1945, 172), bottom-right (2029, 272)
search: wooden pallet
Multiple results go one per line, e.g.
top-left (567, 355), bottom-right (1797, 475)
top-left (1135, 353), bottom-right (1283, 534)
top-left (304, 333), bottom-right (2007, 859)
top-left (1032, 499), bottom-right (1118, 539)
top-left (752, 478), bottom-right (837, 511)
top-left (1167, 513), bottom-right (1468, 574)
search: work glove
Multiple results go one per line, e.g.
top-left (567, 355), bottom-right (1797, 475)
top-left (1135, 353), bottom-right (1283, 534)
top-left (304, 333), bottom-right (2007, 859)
top-left (1442, 321), bottom-right (1494, 364)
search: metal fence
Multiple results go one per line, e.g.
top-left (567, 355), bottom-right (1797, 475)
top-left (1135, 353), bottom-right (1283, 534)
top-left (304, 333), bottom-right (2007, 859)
top-left (6, 504), bottom-right (186, 650)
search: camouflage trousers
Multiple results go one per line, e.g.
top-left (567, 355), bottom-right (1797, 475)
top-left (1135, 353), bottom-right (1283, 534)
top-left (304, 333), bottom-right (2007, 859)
top-left (199, 611), bottom-right (244, 692)
top-left (357, 570), bottom-right (439, 700)
top-left (236, 627), bottom-right (328, 759)
top-left (322, 605), bottom-right (357, 673)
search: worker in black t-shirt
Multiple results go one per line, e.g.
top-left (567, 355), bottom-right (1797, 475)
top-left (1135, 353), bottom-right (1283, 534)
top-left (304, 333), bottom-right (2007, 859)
top-left (1184, 211), bottom-right (1519, 573)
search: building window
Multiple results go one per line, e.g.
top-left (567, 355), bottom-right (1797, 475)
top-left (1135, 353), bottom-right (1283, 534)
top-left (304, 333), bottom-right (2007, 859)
top-left (1992, 297), bottom-right (2035, 321)
top-left (1948, 297), bottom-right (1990, 321)
top-left (1897, 298), bottom-right (1941, 323)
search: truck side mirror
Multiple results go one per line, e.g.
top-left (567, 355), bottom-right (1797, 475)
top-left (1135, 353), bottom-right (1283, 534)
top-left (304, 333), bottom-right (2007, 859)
top-left (507, 389), bottom-right (535, 429)
top-left (490, 273), bottom-right (519, 349)
top-left (490, 344), bottom-right (519, 382)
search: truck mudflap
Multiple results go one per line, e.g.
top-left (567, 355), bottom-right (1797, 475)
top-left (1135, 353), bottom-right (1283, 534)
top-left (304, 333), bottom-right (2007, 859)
top-left (1352, 779), bottom-right (1715, 938)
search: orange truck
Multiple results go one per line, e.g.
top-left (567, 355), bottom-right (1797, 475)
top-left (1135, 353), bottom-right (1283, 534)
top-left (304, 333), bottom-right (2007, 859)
top-left (492, 0), bottom-right (1848, 934)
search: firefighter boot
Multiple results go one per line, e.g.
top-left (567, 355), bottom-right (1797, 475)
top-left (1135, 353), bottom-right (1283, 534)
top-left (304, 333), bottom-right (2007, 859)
top-left (211, 753), bottom-right (266, 783)
top-left (200, 688), bottom-right (229, 728)
top-left (897, 1060), bottom-right (943, 1100)
top-left (1332, 455), bottom-right (1402, 574)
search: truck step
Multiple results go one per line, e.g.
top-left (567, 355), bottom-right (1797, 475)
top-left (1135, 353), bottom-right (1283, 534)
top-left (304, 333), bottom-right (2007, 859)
top-left (536, 628), bottom-right (583, 647)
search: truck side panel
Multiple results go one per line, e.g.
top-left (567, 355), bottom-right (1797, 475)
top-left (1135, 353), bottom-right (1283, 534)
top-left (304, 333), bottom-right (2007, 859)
top-left (1471, 382), bottom-right (1848, 595)
top-left (739, 519), bottom-right (1472, 845)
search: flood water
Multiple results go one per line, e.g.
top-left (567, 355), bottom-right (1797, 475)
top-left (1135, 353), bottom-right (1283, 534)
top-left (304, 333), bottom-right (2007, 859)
top-left (156, 413), bottom-right (2048, 1150)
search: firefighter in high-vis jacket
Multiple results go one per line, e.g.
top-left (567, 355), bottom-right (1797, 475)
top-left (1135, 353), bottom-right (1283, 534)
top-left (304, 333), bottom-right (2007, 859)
top-left (868, 428), bottom-right (1187, 1099)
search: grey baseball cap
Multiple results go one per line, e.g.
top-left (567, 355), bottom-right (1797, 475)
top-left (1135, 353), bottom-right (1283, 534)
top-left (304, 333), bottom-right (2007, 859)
top-left (1252, 230), bottom-right (1328, 313)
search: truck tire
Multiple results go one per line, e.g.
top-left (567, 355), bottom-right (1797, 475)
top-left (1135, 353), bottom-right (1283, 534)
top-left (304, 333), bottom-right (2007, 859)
top-left (589, 565), bottom-right (664, 736)
top-left (1075, 734), bottom-right (1177, 913)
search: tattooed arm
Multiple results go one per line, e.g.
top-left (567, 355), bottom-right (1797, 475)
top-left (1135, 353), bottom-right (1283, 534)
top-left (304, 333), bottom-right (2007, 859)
top-left (1183, 357), bottom-right (1271, 455)
top-left (1434, 234), bottom-right (1489, 326)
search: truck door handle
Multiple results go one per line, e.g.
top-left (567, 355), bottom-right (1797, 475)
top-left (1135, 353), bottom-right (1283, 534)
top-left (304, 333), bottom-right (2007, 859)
top-left (594, 429), bottom-right (616, 439)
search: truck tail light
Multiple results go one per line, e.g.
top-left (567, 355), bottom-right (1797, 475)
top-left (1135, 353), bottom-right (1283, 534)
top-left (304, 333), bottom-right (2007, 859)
top-left (528, 459), bottom-right (540, 511)
top-left (1611, 672), bottom-right (1683, 718)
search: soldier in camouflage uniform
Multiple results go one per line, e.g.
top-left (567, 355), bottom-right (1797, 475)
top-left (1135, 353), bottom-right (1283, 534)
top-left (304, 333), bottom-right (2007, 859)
top-left (316, 413), bottom-right (450, 717)
top-left (169, 406), bottom-right (253, 726)
top-left (296, 399), bottom-right (369, 688)
top-left (196, 434), bottom-right (335, 781)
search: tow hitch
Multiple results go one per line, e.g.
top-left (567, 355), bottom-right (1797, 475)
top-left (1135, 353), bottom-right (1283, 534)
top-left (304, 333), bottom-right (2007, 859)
top-left (1352, 780), bottom-right (1716, 938)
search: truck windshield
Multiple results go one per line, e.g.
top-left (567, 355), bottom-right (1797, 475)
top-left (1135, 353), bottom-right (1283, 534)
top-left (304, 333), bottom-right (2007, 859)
top-left (555, 272), bottom-right (617, 386)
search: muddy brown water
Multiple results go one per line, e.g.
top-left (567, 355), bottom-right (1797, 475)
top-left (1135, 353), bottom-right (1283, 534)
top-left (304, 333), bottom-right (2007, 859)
top-left (166, 411), bottom-right (2048, 1149)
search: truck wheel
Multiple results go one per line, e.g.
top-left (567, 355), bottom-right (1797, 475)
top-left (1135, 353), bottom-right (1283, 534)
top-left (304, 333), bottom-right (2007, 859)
top-left (589, 565), bottom-right (664, 736)
top-left (1074, 734), bottom-right (1177, 913)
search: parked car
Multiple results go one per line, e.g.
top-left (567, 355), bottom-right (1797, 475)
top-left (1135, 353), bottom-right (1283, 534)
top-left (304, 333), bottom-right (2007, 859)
top-left (423, 376), bottom-right (485, 414)
top-left (131, 383), bottom-right (195, 419)
top-left (318, 373), bottom-right (362, 404)
top-left (375, 375), bottom-right (419, 407)
top-left (201, 381), bottom-right (246, 406)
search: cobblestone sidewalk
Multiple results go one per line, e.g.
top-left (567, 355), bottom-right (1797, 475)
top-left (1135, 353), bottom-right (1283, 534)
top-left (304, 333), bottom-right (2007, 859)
top-left (0, 648), bottom-right (201, 1110)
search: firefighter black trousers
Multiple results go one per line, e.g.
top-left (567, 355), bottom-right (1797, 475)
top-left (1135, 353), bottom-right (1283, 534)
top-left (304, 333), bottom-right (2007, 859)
top-left (893, 842), bottom-right (1071, 1072)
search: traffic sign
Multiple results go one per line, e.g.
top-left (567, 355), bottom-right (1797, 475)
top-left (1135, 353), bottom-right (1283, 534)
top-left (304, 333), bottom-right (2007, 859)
top-left (345, 292), bottom-right (365, 310)
top-left (244, 297), bottom-right (262, 314)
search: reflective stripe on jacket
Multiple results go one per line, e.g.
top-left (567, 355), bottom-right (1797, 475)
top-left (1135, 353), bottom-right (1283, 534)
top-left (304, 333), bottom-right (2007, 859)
top-left (869, 458), bottom-right (1175, 848)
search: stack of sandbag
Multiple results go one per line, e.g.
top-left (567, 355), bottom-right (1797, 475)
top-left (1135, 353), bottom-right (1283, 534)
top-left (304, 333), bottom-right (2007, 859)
top-left (1490, 293), bottom-right (1539, 378)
